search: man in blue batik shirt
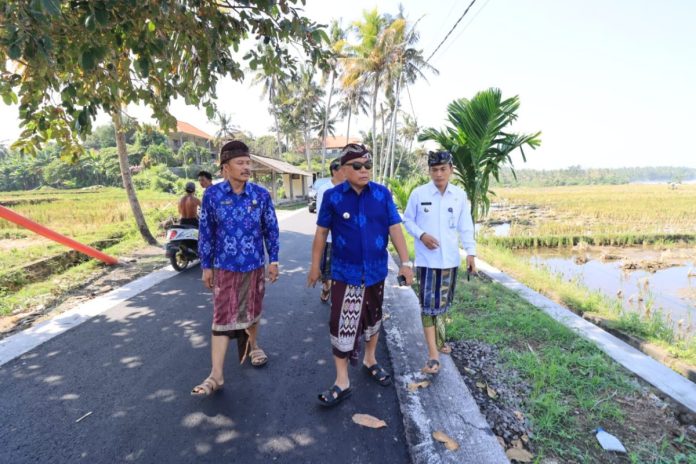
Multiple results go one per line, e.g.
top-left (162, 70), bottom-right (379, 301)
top-left (308, 143), bottom-right (414, 407)
top-left (191, 141), bottom-right (280, 397)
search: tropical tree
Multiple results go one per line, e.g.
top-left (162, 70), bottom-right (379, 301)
top-left (214, 112), bottom-right (239, 144)
top-left (1, 1), bottom-right (329, 244)
top-left (419, 88), bottom-right (541, 223)
top-left (284, 65), bottom-right (324, 169)
top-left (337, 83), bottom-right (369, 141)
top-left (382, 15), bottom-right (437, 181)
top-left (319, 20), bottom-right (346, 172)
top-left (343, 9), bottom-right (388, 176)
top-left (396, 112), bottom-right (419, 174)
top-left (312, 105), bottom-right (337, 140)
top-left (387, 174), bottom-right (427, 211)
top-left (342, 8), bottom-right (434, 182)
top-left (251, 45), bottom-right (288, 158)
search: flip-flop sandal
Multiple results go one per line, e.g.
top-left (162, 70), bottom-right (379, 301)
top-left (320, 286), bottom-right (331, 303)
top-left (439, 344), bottom-right (452, 355)
top-left (363, 363), bottom-right (392, 386)
top-left (317, 385), bottom-right (352, 407)
top-left (191, 377), bottom-right (224, 396)
top-left (421, 359), bottom-right (440, 375)
top-left (250, 348), bottom-right (268, 367)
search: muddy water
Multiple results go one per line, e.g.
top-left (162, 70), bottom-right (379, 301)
top-left (475, 222), bottom-right (511, 237)
top-left (518, 247), bottom-right (696, 332)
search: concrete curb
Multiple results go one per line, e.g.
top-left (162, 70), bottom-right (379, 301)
top-left (382, 256), bottom-right (509, 464)
top-left (476, 258), bottom-right (696, 414)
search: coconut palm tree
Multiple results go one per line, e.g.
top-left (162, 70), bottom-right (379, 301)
top-left (215, 112), bottom-right (238, 142)
top-left (382, 15), bottom-right (437, 181)
top-left (396, 112), bottom-right (419, 174)
top-left (312, 105), bottom-right (338, 140)
top-left (337, 83), bottom-right (369, 141)
top-left (252, 46), bottom-right (289, 158)
top-left (319, 20), bottom-right (347, 171)
top-left (342, 9), bottom-right (389, 177)
top-left (419, 88), bottom-right (541, 223)
top-left (284, 66), bottom-right (325, 169)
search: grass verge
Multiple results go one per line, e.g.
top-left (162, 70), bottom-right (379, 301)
top-left (448, 274), bottom-right (696, 463)
top-left (477, 243), bottom-right (696, 366)
top-left (0, 222), bottom-right (168, 317)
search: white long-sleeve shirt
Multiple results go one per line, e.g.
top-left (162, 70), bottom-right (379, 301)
top-left (403, 181), bottom-right (476, 269)
top-left (316, 178), bottom-right (335, 242)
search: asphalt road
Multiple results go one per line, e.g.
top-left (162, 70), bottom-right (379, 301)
top-left (0, 210), bottom-right (410, 464)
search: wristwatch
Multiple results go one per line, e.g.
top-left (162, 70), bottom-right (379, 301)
top-left (401, 261), bottom-right (413, 267)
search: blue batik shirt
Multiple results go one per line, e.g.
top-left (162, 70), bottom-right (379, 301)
top-left (199, 181), bottom-right (280, 272)
top-left (317, 181), bottom-right (401, 286)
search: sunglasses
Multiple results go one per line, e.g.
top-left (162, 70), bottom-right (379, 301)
top-left (348, 161), bottom-right (373, 171)
top-left (427, 151), bottom-right (453, 166)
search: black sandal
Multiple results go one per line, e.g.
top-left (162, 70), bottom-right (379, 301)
top-left (363, 363), bottom-right (392, 386)
top-left (422, 359), bottom-right (440, 375)
top-left (317, 385), bottom-right (352, 407)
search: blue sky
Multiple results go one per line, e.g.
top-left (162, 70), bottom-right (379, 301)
top-left (1, 0), bottom-right (694, 169)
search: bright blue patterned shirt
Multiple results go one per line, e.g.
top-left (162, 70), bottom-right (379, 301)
top-left (317, 181), bottom-right (401, 286)
top-left (199, 181), bottom-right (279, 272)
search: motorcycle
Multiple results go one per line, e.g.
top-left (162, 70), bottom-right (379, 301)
top-left (165, 223), bottom-right (199, 271)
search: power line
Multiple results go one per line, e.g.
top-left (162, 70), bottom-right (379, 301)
top-left (425, 0), bottom-right (478, 64)
top-left (437, 0), bottom-right (492, 59)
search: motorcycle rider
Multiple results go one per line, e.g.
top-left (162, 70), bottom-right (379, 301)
top-left (179, 182), bottom-right (201, 227)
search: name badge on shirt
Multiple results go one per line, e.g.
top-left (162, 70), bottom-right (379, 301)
top-left (448, 207), bottom-right (455, 228)
top-left (421, 201), bottom-right (431, 213)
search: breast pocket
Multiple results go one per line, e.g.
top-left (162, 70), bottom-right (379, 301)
top-left (446, 201), bottom-right (461, 229)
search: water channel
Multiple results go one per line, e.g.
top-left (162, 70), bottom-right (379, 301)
top-left (518, 247), bottom-right (696, 332)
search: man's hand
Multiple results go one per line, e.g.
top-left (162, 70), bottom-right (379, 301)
top-left (307, 266), bottom-right (321, 288)
top-left (267, 263), bottom-right (279, 283)
top-left (466, 255), bottom-right (477, 275)
top-left (202, 269), bottom-right (214, 289)
top-left (398, 265), bottom-right (414, 286)
top-left (420, 233), bottom-right (440, 250)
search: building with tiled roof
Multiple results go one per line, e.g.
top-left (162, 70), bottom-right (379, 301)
top-left (167, 121), bottom-right (216, 160)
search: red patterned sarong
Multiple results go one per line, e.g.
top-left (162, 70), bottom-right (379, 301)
top-left (212, 267), bottom-right (265, 334)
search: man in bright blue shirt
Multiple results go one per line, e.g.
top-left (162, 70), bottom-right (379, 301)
top-left (192, 141), bottom-right (280, 397)
top-left (308, 143), bottom-right (414, 407)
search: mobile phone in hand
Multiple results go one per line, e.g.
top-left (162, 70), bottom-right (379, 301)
top-left (397, 275), bottom-right (407, 286)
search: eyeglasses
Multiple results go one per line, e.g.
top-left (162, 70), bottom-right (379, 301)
top-left (427, 151), bottom-right (453, 166)
top-left (348, 161), bottom-right (373, 171)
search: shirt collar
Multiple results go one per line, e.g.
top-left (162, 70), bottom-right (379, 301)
top-left (222, 181), bottom-right (252, 196)
top-left (429, 180), bottom-right (452, 196)
top-left (341, 180), bottom-right (373, 193)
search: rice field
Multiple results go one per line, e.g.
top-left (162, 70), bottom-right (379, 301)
top-left (0, 188), bottom-right (178, 270)
top-left (486, 184), bottom-right (696, 244)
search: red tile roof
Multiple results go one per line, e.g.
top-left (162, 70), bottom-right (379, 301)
top-left (323, 136), bottom-right (362, 149)
top-left (175, 121), bottom-right (214, 140)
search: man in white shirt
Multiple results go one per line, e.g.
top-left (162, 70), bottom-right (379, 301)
top-left (403, 150), bottom-right (477, 375)
top-left (315, 158), bottom-right (345, 302)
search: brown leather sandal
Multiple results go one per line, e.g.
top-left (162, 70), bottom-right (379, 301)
top-left (250, 348), bottom-right (268, 367)
top-left (191, 377), bottom-right (224, 396)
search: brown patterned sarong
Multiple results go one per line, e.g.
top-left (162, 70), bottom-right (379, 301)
top-left (211, 267), bottom-right (265, 361)
top-left (329, 280), bottom-right (384, 364)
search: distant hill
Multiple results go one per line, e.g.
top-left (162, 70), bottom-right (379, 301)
top-left (494, 166), bottom-right (696, 187)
